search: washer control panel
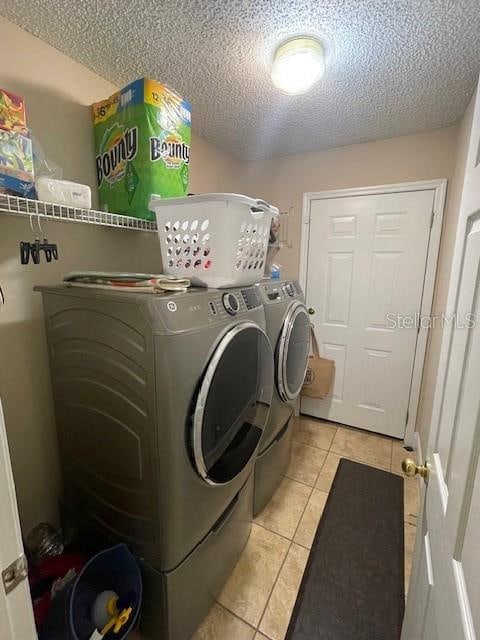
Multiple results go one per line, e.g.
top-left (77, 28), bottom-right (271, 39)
top-left (241, 287), bottom-right (262, 310)
top-left (147, 286), bottom-right (265, 331)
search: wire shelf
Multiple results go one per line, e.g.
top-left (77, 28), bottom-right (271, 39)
top-left (0, 193), bottom-right (158, 232)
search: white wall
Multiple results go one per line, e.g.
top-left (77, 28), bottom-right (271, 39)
top-left (0, 17), bottom-right (244, 533)
top-left (242, 127), bottom-right (459, 276)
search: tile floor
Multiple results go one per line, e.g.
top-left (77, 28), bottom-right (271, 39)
top-left (192, 416), bottom-right (420, 640)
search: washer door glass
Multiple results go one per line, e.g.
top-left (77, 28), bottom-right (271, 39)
top-left (277, 302), bottom-right (310, 402)
top-left (193, 322), bottom-right (273, 484)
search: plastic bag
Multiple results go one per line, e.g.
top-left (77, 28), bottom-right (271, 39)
top-left (32, 135), bottom-right (63, 179)
top-left (26, 522), bottom-right (64, 561)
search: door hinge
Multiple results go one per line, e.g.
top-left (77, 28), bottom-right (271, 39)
top-left (2, 554), bottom-right (28, 595)
top-left (405, 409), bottom-right (410, 425)
top-left (430, 210), bottom-right (435, 228)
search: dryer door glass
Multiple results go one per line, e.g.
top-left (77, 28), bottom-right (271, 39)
top-left (277, 302), bottom-right (310, 402)
top-left (193, 322), bottom-right (273, 484)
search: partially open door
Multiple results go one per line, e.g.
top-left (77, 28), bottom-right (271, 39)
top-left (0, 397), bottom-right (37, 640)
top-left (402, 80), bottom-right (480, 638)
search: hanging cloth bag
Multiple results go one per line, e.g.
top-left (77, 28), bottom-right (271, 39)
top-left (301, 325), bottom-right (335, 399)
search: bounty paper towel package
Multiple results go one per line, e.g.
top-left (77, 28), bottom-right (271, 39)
top-left (93, 78), bottom-right (191, 220)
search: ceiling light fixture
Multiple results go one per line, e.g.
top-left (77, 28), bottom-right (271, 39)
top-left (271, 36), bottom-right (325, 95)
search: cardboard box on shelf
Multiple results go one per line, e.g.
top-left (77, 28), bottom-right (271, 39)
top-left (0, 129), bottom-right (35, 198)
top-left (0, 89), bottom-right (27, 134)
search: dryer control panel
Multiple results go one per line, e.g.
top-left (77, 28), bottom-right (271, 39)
top-left (256, 280), bottom-right (303, 304)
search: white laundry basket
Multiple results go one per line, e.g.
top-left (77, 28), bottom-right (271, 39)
top-left (149, 193), bottom-right (278, 288)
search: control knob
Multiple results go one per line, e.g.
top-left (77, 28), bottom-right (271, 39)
top-left (223, 292), bottom-right (240, 315)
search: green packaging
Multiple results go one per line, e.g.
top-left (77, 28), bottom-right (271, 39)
top-left (92, 78), bottom-right (191, 220)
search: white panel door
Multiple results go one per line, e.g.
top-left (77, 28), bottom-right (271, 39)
top-left (402, 79), bottom-right (480, 640)
top-left (0, 398), bottom-right (37, 640)
top-left (302, 189), bottom-right (434, 438)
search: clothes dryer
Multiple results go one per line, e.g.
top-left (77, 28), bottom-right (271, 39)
top-left (253, 280), bottom-right (310, 515)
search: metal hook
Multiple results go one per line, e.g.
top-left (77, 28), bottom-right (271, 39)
top-left (29, 212), bottom-right (44, 238)
top-left (36, 213), bottom-right (44, 238)
top-left (29, 213), bottom-right (37, 238)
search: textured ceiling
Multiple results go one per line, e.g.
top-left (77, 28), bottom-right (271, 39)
top-left (2, 1), bottom-right (480, 160)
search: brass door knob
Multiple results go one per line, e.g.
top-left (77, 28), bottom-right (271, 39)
top-left (402, 458), bottom-right (429, 480)
top-left (308, 307), bottom-right (315, 315)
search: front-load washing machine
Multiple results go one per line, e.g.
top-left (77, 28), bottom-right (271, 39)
top-left (37, 283), bottom-right (273, 640)
top-left (253, 280), bottom-right (310, 515)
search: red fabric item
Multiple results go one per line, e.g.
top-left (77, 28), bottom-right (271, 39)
top-left (29, 553), bottom-right (86, 629)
